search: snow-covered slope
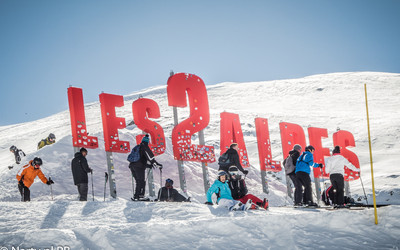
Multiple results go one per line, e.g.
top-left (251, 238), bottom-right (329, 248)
top-left (0, 72), bottom-right (399, 249)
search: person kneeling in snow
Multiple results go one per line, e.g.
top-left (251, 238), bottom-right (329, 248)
top-left (228, 166), bottom-right (268, 210)
top-left (205, 171), bottom-right (252, 211)
top-left (16, 157), bottom-right (54, 202)
top-left (157, 178), bottom-right (190, 202)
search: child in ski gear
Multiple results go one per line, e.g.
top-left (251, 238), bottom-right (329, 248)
top-left (283, 144), bottom-right (302, 205)
top-left (71, 147), bottom-right (92, 201)
top-left (206, 171), bottom-right (252, 211)
top-left (157, 179), bottom-right (190, 202)
top-left (16, 157), bottom-right (53, 202)
top-left (10, 145), bottom-right (26, 164)
top-left (37, 133), bottom-right (56, 150)
top-left (218, 143), bottom-right (248, 175)
top-left (228, 166), bottom-right (268, 210)
top-left (325, 146), bottom-right (360, 207)
top-left (129, 134), bottom-right (163, 200)
top-left (295, 145), bottom-right (322, 206)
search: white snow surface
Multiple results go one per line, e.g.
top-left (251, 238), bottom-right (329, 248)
top-left (1, 72), bottom-right (400, 249)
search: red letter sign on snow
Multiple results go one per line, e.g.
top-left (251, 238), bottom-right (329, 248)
top-left (220, 112), bottom-right (250, 168)
top-left (255, 118), bottom-right (281, 171)
top-left (67, 87), bottom-right (98, 149)
top-left (280, 122), bottom-right (306, 157)
top-left (99, 93), bottom-right (130, 153)
top-left (132, 98), bottom-right (166, 155)
top-left (308, 127), bottom-right (331, 178)
top-left (333, 130), bottom-right (360, 181)
top-left (167, 73), bottom-right (215, 162)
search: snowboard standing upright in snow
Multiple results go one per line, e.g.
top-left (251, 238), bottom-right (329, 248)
top-left (16, 157), bottom-right (54, 201)
top-left (129, 134), bottom-right (163, 201)
top-left (71, 147), bottom-right (93, 201)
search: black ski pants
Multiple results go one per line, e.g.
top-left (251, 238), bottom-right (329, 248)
top-left (330, 173), bottom-right (345, 205)
top-left (18, 183), bottom-right (30, 202)
top-left (130, 162), bottom-right (146, 199)
top-left (77, 183), bottom-right (88, 201)
top-left (296, 171), bottom-right (314, 205)
top-left (288, 172), bottom-right (302, 204)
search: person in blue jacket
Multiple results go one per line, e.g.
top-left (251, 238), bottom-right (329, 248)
top-left (295, 145), bottom-right (323, 206)
top-left (205, 171), bottom-right (252, 211)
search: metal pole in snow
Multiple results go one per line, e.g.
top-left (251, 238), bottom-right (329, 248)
top-left (364, 84), bottom-right (378, 224)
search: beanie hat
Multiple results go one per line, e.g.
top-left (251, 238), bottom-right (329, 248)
top-left (293, 144), bottom-right (302, 152)
top-left (229, 166), bottom-right (239, 175)
top-left (141, 134), bottom-right (150, 143)
top-left (80, 147), bottom-right (88, 154)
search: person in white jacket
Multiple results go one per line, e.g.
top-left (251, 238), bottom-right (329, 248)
top-left (325, 146), bottom-right (360, 207)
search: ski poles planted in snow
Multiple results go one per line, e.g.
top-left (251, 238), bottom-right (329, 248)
top-left (160, 168), bottom-right (163, 188)
top-left (104, 172), bottom-right (109, 201)
top-left (49, 176), bottom-right (54, 201)
top-left (91, 171), bottom-right (94, 201)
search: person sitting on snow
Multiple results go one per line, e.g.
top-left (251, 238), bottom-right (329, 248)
top-left (37, 133), bottom-right (56, 150)
top-left (157, 178), bottom-right (190, 202)
top-left (16, 157), bottom-right (54, 202)
top-left (228, 166), bottom-right (268, 210)
top-left (205, 170), bottom-right (252, 211)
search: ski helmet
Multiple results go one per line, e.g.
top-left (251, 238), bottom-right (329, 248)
top-left (10, 145), bottom-right (17, 152)
top-left (305, 145), bottom-right (315, 152)
top-left (228, 166), bottom-right (239, 176)
top-left (33, 157), bottom-right (43, 166)
top-left (48, 133), bottom-right (56, 140)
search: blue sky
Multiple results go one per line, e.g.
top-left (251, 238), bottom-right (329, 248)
top-left (0, 0), bottom-right (399, 126)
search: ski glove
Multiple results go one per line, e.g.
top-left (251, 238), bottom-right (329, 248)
top-left (46, 179), bottom-right (54, 185)
top-left (18, 180), bottom-right (24, 187)
top-left (157, 163), bottom-right (163, 170)
top-left (242, 170), bottom-right (249, 175)
top-left (204, 201), bottom-right (213, 205)
top-left (318, 164), bottom-right (323, 168)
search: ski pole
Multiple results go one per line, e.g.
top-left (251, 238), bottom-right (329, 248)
top-left (159, 168), bottom-right (163, 189)
top-left (359, 173), bottom-right (369, 206)
top-left (104, 172), bottom-right (108, 201)
top-left (131, 174), bottom-right (135, 200)
top-left (49, 176), bottom-right (53, 201)
top-left (91, 171), bottom-right (94, 201)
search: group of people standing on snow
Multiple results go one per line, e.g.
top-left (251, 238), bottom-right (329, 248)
top-left (284, 144), bottom-right (360, 208)
top-left (11, 131), bottom-right (360, 209)
top-left (10, 133), bottom-right (56, 202)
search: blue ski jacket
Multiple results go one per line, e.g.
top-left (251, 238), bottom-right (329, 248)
top-left (295, 151), bottom-right (320, 175)
top-left (206, 179), bottom-right (233, 203)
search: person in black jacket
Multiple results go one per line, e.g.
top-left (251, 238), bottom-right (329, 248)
top-left (129, 135), bottom-right (163, 201)
top-left (71, 147), bottom-right (92, 201)
top-left (10, 145), bottom-right (26, 166)
top-left (157, 178), bottom-right (190, 202)
top-left (218, 143), bottom-right (248, 175)
top-left (285, 144), bottom-right (303, 206)
top-left (228, 166), bottom-right (268, 210)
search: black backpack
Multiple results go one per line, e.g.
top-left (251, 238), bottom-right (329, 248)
top-left (218, 152), bottom-right (231, 167)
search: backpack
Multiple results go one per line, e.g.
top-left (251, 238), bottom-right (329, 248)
top-left (284, 155), bottom-right (296, 174)
top-left (218, 152), bottom-right (231, 167)
top-left (127, 145), bottom-right (141, 163)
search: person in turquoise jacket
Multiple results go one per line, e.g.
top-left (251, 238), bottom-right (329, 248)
top-left (205, 171), bottom-right (251, 211)
top-left (295, 145), bottom-right (323, 206)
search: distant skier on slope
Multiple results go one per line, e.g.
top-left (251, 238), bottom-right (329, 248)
top-left (227, 166), bottom-right (268, 210)
top-left (37, 133), bottom-right (56, 150)
top-left (16, 157), bottom-right (54, 202)
top-left (205, 171), bottom-right (252, 211)
top-left (129, 134), bottom-right (163, 201)
top-left (71, 147), bottom-right (93, 201)
top-left (283, 144), bottom-right (303, 206)
top-left (325, 146), bottom-right (360, 208)
top-left (218, 143), bottom-right (248, 175)
top-left (157, 178), bottom-right (190, 202)
top-left (9, 145), bottom-right (26, 168)
top-left (295, 145), bottom-right (322, 207)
